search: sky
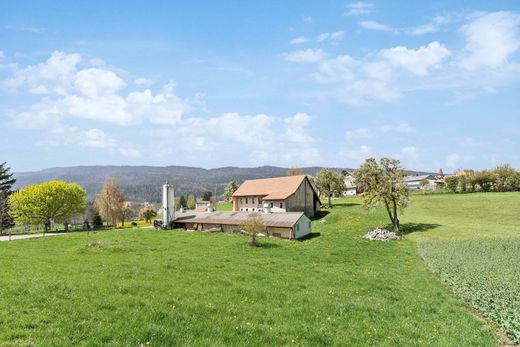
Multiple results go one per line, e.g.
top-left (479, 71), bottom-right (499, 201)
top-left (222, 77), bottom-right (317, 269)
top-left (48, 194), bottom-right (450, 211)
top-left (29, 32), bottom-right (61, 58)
top-left (1, 0), bottom-right (519, 172)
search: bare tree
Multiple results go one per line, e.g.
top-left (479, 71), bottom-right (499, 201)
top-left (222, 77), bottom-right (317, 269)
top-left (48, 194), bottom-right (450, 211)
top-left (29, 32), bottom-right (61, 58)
top-left (94, 177), bottom-right (126, 226)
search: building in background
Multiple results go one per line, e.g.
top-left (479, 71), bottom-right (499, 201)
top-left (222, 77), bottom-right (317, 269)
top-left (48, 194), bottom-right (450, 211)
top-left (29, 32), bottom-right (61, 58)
top-left (343, 172), bottom-right (357, 196)
top-left (232, 175), bottom-right (320, 217)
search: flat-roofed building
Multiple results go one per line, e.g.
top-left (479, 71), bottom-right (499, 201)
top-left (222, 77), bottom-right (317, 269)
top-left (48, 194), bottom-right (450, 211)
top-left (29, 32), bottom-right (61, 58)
top-left (174, 210), bottom-right (311, 239)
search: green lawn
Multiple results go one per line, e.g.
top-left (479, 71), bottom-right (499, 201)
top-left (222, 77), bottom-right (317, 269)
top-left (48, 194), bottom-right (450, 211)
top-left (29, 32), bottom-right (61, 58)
top-left (2, 194), bottom-right (517, 346)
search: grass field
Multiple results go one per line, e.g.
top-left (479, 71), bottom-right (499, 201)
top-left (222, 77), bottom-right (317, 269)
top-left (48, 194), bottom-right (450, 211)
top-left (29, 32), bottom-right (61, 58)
top-left (401, 192), bottom-right (520, 343)
top-left (1, 194), bottom-right (518, 346)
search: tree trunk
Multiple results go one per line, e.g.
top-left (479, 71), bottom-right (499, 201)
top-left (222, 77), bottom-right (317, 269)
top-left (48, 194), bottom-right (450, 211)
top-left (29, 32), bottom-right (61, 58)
top-left (392, 198), bottom-right (400, 233)
top-left (384, 201), bottom-right (395, 227)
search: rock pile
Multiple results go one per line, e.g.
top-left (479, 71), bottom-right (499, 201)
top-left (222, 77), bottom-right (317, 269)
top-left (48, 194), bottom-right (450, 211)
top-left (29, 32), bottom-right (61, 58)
top-left (364, 227), bottom-right (400, 241)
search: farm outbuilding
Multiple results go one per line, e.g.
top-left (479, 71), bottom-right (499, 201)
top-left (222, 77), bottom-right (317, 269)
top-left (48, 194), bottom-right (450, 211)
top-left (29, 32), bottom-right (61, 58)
top-left (174, 210), bottom-right (311, 239)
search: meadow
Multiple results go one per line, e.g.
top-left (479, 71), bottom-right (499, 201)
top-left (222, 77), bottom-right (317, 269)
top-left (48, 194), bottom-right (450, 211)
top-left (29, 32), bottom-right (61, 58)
top-left (402, 192), bottom-right (520, 344)
top-left (0, 193), bottom-right (518, 346)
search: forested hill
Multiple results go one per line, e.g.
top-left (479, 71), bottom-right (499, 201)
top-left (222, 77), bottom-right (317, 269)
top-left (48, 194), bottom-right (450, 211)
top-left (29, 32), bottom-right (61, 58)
top-left (14, 165), bottom-right (433, 202)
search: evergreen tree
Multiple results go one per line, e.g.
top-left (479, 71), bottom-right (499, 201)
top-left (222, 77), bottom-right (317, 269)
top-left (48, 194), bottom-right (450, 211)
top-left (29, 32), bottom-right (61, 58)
top-left (0, 162), bottom-right (16, 231)
top-left (179, 195), bottom-right (187, 208)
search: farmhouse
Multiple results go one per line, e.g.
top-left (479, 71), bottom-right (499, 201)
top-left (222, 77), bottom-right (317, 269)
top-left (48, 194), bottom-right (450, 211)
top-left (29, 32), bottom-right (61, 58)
top-left (232, 175), bottom-right (321, 217)
top-left (174, 210), bottom-right (311, 239)
top-left (343, 172), bottom-right (357, 196)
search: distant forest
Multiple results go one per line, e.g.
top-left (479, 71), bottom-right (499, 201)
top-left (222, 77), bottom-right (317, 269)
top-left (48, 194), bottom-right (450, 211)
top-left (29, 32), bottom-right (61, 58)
top-left (15, 165), bottom-right (432, 203)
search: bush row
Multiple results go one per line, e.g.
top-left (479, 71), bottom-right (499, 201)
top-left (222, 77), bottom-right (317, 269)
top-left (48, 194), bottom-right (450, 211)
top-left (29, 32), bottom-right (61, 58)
top-left (445, 164), bottom-right (520, 193)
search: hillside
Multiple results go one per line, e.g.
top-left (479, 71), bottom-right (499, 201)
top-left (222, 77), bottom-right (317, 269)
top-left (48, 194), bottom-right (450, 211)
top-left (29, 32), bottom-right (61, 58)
top-left (14, 165), bottom-right (433, 202)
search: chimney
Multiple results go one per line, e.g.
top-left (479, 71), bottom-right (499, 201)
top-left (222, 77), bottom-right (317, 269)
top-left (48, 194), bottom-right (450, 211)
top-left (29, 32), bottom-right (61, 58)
top-left (263, 203), bottom-right (271, 214)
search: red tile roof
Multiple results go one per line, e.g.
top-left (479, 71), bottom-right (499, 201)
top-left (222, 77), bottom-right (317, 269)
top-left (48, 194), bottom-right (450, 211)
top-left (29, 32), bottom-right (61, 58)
top-left (232, 175), bottom-right (307, 200)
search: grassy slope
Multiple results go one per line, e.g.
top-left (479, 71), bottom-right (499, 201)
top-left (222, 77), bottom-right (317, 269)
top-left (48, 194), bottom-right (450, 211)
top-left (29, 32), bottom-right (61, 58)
top-left (0, 199), bottom-right (497, 346)
top-left (401, 192), bottom-right (520, 343)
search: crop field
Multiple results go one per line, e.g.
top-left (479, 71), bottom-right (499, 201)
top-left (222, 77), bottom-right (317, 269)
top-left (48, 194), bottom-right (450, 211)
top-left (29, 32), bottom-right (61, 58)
top-left (0, 196), bottom-right (500, 346)
top-left (402, 192), bottom-right (520, 344)
top-left (419, 237), bottom-right (520, 343)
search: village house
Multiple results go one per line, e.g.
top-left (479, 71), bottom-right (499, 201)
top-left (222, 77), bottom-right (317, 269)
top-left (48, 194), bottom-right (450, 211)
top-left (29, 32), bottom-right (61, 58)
top-left (232, 175), bottom-right (321, 218)
top-left (343, 172), bottom-right (357, 196)
top-left (403, 174), bottom-right (436, 190)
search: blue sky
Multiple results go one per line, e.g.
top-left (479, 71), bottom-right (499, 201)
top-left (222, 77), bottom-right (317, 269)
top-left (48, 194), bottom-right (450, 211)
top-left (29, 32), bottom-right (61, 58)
top-left (1, 1), bottom-right (519, 172)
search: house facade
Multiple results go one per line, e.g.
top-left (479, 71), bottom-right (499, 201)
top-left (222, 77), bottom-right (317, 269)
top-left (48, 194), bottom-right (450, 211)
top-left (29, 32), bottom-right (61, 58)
top-left (232, 175), bottom-right (321, 218)
top-left (343, 173), bottom-right (357, 196)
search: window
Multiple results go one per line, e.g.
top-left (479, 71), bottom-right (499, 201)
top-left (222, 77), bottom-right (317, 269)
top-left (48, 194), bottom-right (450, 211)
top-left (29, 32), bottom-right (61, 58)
top-left (252, 197), bottom-right (255, 204)
top-left (279, 202), bottom-right (284, 208)
top-left (241, 198), bottom-right (243, 204)
top-left (246, 198), bottom-right (248, 204)
top-left (270, 202), bottom-right (274, 208)
top-left (296, 224), bottom-right (300, 232)
top-left (245, 208), bottom-right (248, 212)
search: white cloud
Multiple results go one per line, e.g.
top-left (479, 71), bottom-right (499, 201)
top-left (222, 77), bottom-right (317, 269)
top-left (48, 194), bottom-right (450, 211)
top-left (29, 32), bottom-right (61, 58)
top-left (41, 126), bottom-right (141, 157)
top-left (358, 20), bottom-right (391, 32)
top-left (134, 77), bottom-right (153, 87)
top-left (7, 52), bottom-right (192, 127)
top-left (74, 68), bottom-right (126, 98)
top-left (0, 51), bottom-right (4, 60)
top-left (407, 15), bottom-right (451, 35)
top-left (400, 146), bottom-right (418, 158)
top-left (4, 51), bottom-right (81, 95)
top-left (337, 80), bottom-right (401, 106)
top-left (340, 145), bottom-right (372, 163)
top-left (284, 112), bottom-right (316, 143)
top-left (290, 37), bottom-right (311, 45)
top-left (379, 122), bottom-right (415, 133)
top-left (283, 49), bottom-right (324, 63)
top-left (317, 31), bottom-right (345, 42)
top-left (345, 2), bottom-right (374, 16)
top-left (459, 11), bottom-right (520, 71)
top-left (345, 128), bottom-right (372, 141)
top-left (380, 41), bottom-right (451, 75)
top-left (149, 112), bottom-right (320, 166)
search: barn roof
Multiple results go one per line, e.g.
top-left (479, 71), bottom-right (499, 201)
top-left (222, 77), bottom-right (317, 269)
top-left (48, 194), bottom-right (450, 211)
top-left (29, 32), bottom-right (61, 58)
top-left (232, 175), bottom-right (310, 200)
top-left (174, 211), bottom-right (306, 228)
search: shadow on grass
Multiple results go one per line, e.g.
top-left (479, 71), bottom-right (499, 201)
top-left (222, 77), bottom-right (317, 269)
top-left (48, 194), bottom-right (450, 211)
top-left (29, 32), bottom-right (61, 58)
top-left (257, 242), bottom-right (282, 249)
top-left (311, 211), bottom-right (330, 221)
top-left (332, 202), bottom-right (361, 207)
top-left (297, 232), bottom-right (321, 241)
top-left (398, 223), bottom-right (442, 235)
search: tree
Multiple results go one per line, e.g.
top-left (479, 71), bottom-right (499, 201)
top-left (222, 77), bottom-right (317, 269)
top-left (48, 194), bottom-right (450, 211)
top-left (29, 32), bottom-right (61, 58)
top-left (223, 180), bottom-right (239, 202)
top-left (9, 180), bottom-right (87, 233)
top-left (314, 169), bottom-right (346, 207)
top-left (203, 191), bottom-right (213, 201)
top-left (353, 158), bottom-right (409, 233)
top-left (445, 176), bottom-right (458, 192)
top-left (242, 212), bottom-right (264, 246)
top-left (91, 211), bottom-right (103, 229)
top-left (141, 207), bottom-right (157, 223)
top-left (187, 194), bottom-right (196, 209)
top-left (287, 167), bottom-right (305, 176)
top-left (0, 162), bottom-right (16, 231)
top-left (420, 179), bottom-right (430, 189)
top-left (94, 177), bottom-right (126, 226)
top-left (121, 203), bottom-right (135, 226)
top-left (179, 195), bottom-right (187, 208)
